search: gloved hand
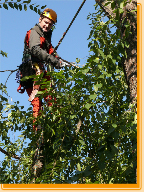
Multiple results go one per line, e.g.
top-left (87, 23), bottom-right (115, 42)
top-left (48, 54), bottom-right (59, 65)
top-left (47, 54), bottom-right (70, 69)
top-left (59, 59), bottom-right (70, 67)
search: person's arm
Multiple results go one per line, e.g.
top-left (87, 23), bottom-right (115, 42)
top-left (29, 29), bottom-right (60, 65)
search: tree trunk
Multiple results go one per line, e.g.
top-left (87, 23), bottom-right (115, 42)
top-left (95, 0), bottom-right (137, 104)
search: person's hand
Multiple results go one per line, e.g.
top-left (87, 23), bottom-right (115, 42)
top-left (59, 59), bottom-right (70, 67)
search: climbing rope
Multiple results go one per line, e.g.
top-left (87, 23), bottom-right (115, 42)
top-left (53, 0), bottom-right (87, 53)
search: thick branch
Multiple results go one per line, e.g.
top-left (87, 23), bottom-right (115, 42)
top-left (95, 0), bottom-right (137, 103)
top-left (95, 0), bottom-right (116, 18)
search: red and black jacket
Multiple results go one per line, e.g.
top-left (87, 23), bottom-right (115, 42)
top-left (17, 24), bottom-right (61, 93)
top-left (23, 24), bottom-right (58, 64)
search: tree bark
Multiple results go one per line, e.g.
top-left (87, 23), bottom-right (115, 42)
top-left (95, 0), bottom-right (137, 104)
top-left (95, 1), bottom-right (137, 183)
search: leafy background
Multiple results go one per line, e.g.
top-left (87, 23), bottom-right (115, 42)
top-left (0, 0), bottom-right (137, 184)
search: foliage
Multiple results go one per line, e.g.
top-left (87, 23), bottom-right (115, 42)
top-left (0, 0), bottom-right (47, 14)
top-left (0, 50), bottom-right (8, 57)
top-left (0, 0), bottom-right (137, 184)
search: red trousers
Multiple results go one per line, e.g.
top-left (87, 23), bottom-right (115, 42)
top-left (26, 74), bottom-right (54, 130)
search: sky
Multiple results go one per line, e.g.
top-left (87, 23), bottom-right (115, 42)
top-left (0, 0), bottom-right (96, 163)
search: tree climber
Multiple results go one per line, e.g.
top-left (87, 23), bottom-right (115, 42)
top-left (17, 8), bottom-right (68, 131)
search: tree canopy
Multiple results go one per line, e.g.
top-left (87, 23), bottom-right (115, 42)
top-left (0, 0), bottom-right (137, 184)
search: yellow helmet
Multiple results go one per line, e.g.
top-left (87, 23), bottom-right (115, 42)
top-left (41, 8), bottom-right (57, 23)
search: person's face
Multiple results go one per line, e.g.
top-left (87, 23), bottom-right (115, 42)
top-left (39, 17), bottom-right (54, 32)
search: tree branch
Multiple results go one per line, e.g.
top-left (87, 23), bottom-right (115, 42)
top-left (0, 69), bottom-right (18, 72)
top-left (0, 146), bottom-right (21, 160)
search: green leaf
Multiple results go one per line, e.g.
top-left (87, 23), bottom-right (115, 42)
top-left (98, 161), bottom-right (106, 170)
top-left (112, 123), bottom-right (117, 128)
top-left (34, 7), bottom-right (37, 13)
top-left (119, 8), bottom-right (124, 14)
top-left (98, 49), bottom-right (105, 58)
top-left (120, 2), bottom-right (124, 9)
top-left (98, 74), bottom-right (105, 79)
top-left (94, 84), bottom-right (98, 92)
top-left (41, 5), bottom-right (47, 9)
top-left (110, 145), bottom-right (118, 154)
top-left (94, 84), bottom-right (102, 92)
top-left (0, 50), bottom-right (8, 57)
top-left (107, 74), bottom-right (112, 78)
top-left (17, 0), bottom-right (21, 2)
top-left (18, 135), bottom-right (24, 138)
top-left (79, 140), bottom-right (85, 145)
top-left (98, 65), bottom-right (102, 70)
top-left (83, 166), bottom-right (91, 177)
top-left (19, 4), bottom-right (22, 11)
top-left (77, 163), bottom-right (81, 171)
top-left (14, 3), bottom-right (18, 9)
top-left (85, 103), bottom-right (92, 110)
top-left (98, 145), bottom-right (105, 151)
top-left (89, 94), bottom-right (97, 100)
top-left (3, 3), bottom-right (8, 10)
top-left (111, 131), bottom-right (119, 140)
top-left (8, 2), bottom-right (14, 9)
top-left (76, 58), bottom-right (80, 63)
top-left (29, 4), bottom-right (33, 10)
top-left (82, 68), bottom-right (89, 74)
top-left (23, 0), bottom-right (31, 3)
top-left (94, 57), bottom-right (99, 63)
top-left (109, 178), bottom-right (114, 184)
top-left (107, 127), bottom-right (115, 135)
top-left (38, 9), bottom-right (41, 15)
top-left (111, 2), bottom-right (115, 10)
top-left (24, 4), bottom-right (27, 11)
top-left (105, 150), bottom-right (113, 160)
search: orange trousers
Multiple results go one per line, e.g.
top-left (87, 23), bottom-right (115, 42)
top-left (26, 74), bottom-right (54, 130)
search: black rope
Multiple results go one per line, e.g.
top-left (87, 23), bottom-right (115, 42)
top-left (53, 0), bottom-right (87, 53)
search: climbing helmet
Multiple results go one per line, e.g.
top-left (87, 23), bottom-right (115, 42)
top-left (41, 8), bottom-right (57, 23)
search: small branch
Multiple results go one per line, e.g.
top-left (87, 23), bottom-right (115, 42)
top-left (59, 57), bottom-right (80, 69)
top-left (0, 2), bottom-right (17, 4)
top-left (49, 125), bottom-right (67, 179)
top-left (0, 69), bottom-right (18, 72)
top-left (76, 119), bottom-right (82, 135)
top-left (0, 146), bottom-right (21, 160)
